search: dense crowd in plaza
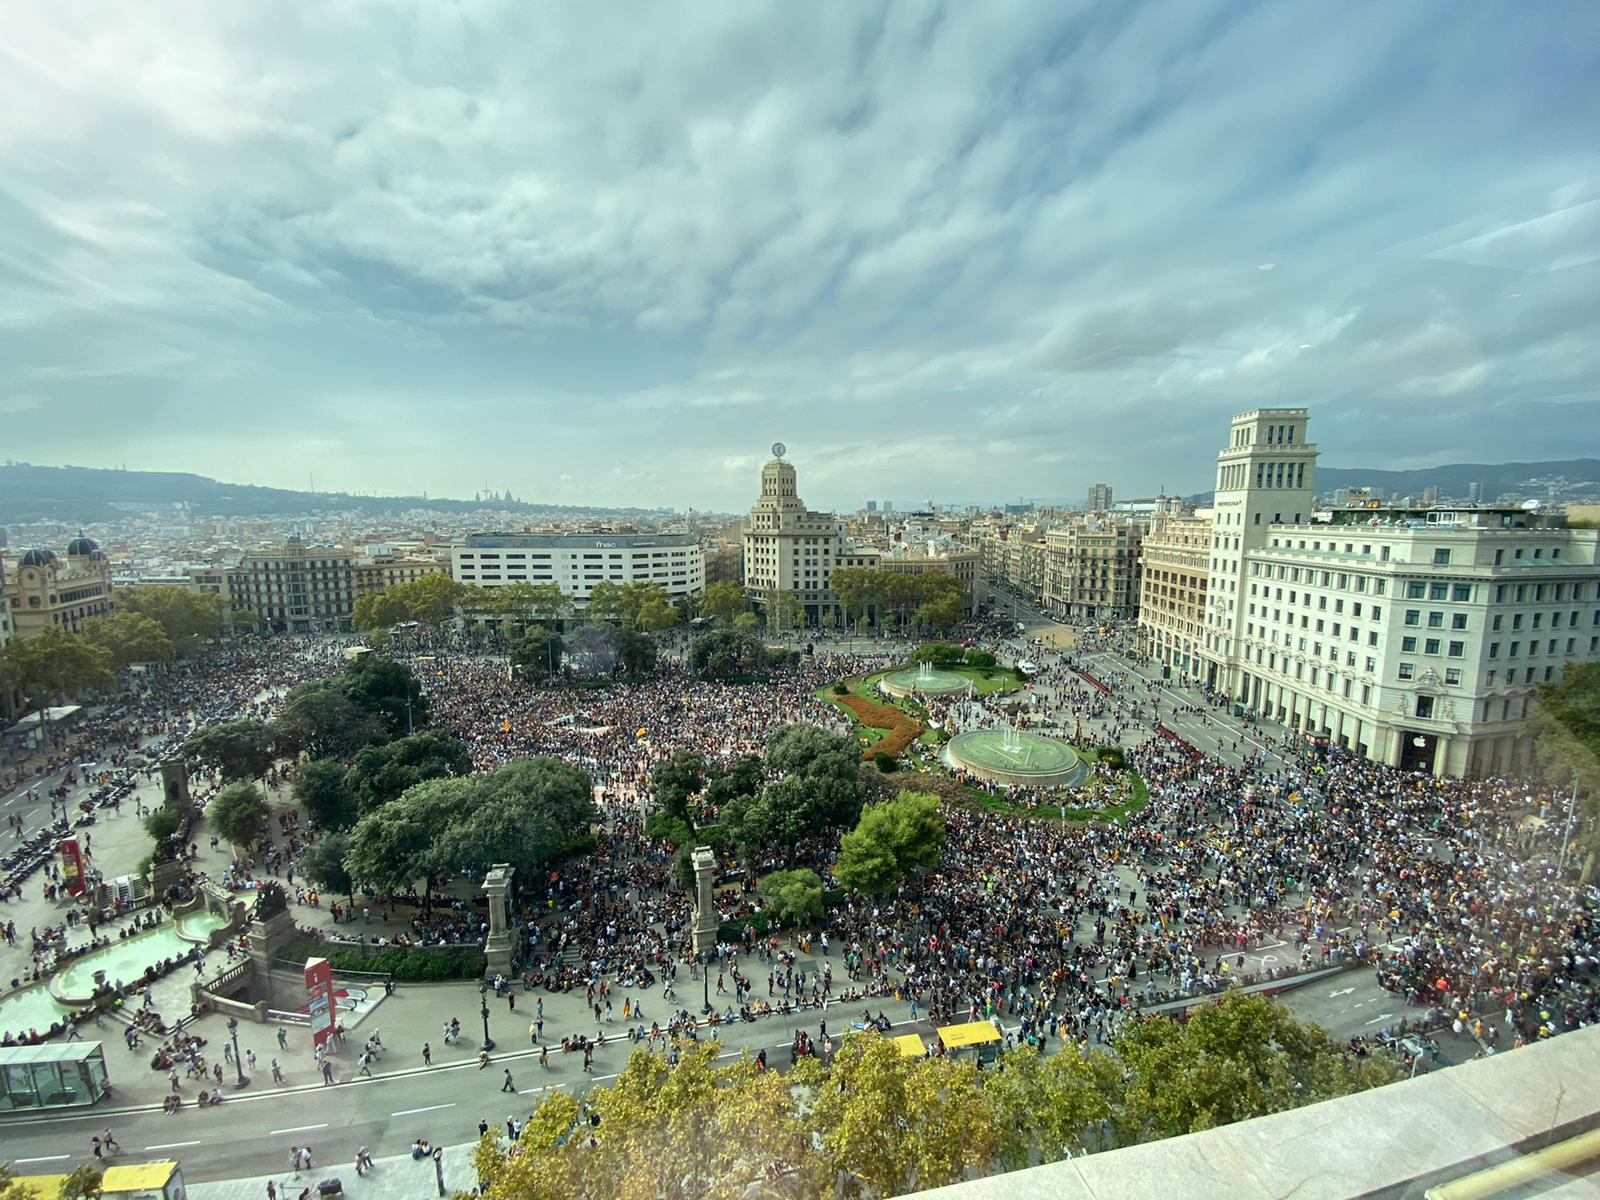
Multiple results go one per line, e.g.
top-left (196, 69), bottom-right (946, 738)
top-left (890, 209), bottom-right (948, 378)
top-left (6, 624), bottom-right (1596, 1067)
top-left (389, 628), bottom-right (1600, 1058)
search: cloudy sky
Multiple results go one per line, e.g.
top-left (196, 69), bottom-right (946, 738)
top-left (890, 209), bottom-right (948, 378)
top-left (2, 1), bottom-right (1597, 512)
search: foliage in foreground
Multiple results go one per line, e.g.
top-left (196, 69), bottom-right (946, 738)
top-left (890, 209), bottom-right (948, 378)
top-left (471, 993), bottom-right (1400, 1200)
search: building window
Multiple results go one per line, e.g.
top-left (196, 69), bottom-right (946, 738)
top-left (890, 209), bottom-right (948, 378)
top-left (1404, 610), bottom-right (1420, 626)
top-left (1407, 582), bottom-right (1426, 599)
top-left (1451, 613), bottom-right (1468, 630)
top-left (1445, 668), bottom-right (1462, 685)
top-left (1398, 663), bottom-right (1415, 680)
top-left (1402, 636), bottom-right (1417, 652)
top-left (1424, 638), bottom-right (1441, 655)
top-left (1433, 548), bottom-right (1451, 566)
top-left (1447, 641), bottom-right (1465, 657)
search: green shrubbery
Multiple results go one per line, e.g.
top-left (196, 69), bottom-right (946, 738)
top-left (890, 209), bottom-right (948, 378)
top-left (325, 944), bottom-right (487, 981)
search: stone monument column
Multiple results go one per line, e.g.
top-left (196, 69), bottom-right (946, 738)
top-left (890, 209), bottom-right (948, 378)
top-left (690, 847), bottom-right (718, 1014)
top-left (482, 864), bottom-right (515, 978)
top-left (159, 759), bottom-right (192, 811)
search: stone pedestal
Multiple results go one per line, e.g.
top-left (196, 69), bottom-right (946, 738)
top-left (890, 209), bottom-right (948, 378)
top-left (482, 863), bottom-right (515, 978)
top-left (691, 846), bottom-right (719, 957)
top-left (246, 909), bottom-right (298, 1007)
top-left (159, 759), bottom-right (192, 811)
top-left (147, 857), bottom-right (186, 899)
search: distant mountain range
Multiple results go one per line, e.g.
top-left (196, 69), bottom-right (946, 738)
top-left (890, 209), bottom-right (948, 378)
top-left (1185, 459), bottom-right (1600, 507)
top-left (0, 463), bottom-right (662, 526)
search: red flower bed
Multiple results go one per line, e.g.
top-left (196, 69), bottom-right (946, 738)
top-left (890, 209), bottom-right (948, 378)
top-left (838, 693), bottom-right (925, 761)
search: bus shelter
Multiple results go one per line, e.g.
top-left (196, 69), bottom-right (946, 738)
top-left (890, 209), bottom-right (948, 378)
top-left (937, 1020), bottom-right (1002, 1063)
top-left (0, 1040), bottom-right (110, 1110)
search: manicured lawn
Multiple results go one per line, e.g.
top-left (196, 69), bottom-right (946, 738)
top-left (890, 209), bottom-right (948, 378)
top-left (945, 768), bottom-right (1149, 824)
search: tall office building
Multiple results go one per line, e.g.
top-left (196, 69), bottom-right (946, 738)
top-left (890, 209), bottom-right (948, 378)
top-left (1190, 408), bottom-right (1600, 776)
top-left (866, 501), bottom-right (878, 512)
top-left (1086, 483), bottom-right (1114, 512)
top-left (742, 450), bottom-right (843, 624)
top-left (1200, 409), bottom-right (1319, 695)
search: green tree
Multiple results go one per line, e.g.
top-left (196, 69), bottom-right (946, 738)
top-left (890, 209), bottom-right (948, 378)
top-left (443, 758), bottom-right (596, 877)
top-left (583, 580), bottom-right (628, 625)
top-left (341, 655), bottom-right (429, 735)
top-left (1531, 663), bottom-right (1600, 879)
top-left (384, 573), bottom-right (462, 626)
top-left (635, 592), bottom-right (682, 632)
top-left (82, 610), bottom-right (172, 668)
top-left (914, 591), bottom-right (965, 634)
top-left (510, 625), bottom-right (564, 679)
top-left (206, 781), bottom-right (270, 850)
top-left (345, 731), bottom-right (474, 815)
top-left (767, 589), bottom-right (805, 633)
top-left (908, 642), bottom-right (965, 666)
top-left (830, 567), bottom-right (876, 631)
top-left (984, 1045), bottom-right (1120, 1166)
top-left (688, 628), bottom-right (770, 681)
top-left (758, 868), bottom-right (824, 925)
top-left (272, 681), bottom-right (389, 760)
top-left (835, 791), bottom-right (947, 896)
top-left (806, 1032), bottom-right (998, 1197)
top-left (184, 718), bottom-right (275, 782)
top-left (343, 776), bottom-right (474, 906)
top-left (301, 832), bottom-right (355, 900)
top-left (616, 629), bottom-right (658, 677)
top-left (700, 580), bottom-right (745, 626)
top-left (292, 758), bottom-right (359, 831)
top-left (143, 807), bottom-right (186, 858)
top-left (651, 749), bottom-right (706, 826)
top-left (1111, 990), bottom-right (1399, 1143)
top-left (487, 581), bottom-right (572, 633)
top-left (1, 627), bottom-right (115, 738)
top-left (118, 584), bottom-right (224, 654)
top-left (353, 592), bottom-right (409, 631)
top-left (965, 648), bottom-right (998, 670)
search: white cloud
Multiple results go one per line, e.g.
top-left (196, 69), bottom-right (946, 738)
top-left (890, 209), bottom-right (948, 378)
top-left (0, 0), bottom-right (1595, 509)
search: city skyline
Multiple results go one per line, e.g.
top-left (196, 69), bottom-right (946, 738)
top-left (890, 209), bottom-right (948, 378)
top-left (2, 2), bottom-right (1597, 511)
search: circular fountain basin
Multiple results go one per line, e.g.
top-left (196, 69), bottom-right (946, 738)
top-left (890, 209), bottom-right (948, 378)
top-left (51, 925), bottom-right (207, 1006)
top-left (880, 667), bottom-right (973, 698)
top-left (945, 729), bottom-right (1088, 788)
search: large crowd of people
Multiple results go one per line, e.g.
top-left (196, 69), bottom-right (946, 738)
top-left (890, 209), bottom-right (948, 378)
top-left (10, 621), bottom-right (1595, 1067)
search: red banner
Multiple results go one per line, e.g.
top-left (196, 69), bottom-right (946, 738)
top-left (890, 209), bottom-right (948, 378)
top-left (59, 838), bottom-right (86, 897)
top-left (305, 957), bottom-right (337, 1047)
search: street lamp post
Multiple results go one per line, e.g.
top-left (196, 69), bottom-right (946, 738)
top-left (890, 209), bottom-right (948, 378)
top-left (227, 1017), bottom-right (249, 1088)
top-left (701, 949), bottom-right (713, 1016)
top-left (432, 1145), bottom-right (446, 1197)
top-left (478, 982), bottom-right (495, 1051)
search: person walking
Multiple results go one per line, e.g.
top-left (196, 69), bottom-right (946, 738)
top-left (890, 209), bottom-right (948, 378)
top-left (501, 1067), bottom-right (515, 1092)
top-left (271, 1059), bottom-right (285, 1085)
top-left (320, 1059), bottom-right (335, 1086)
top-left (102, 1129), bottom-right (119, 1152)
top-left (539, 1044), bottom-right (549, 1070)
top-left (289, 1147), bottom-right (301, 1178)
top-left (357, 1051), bottom-right (373, 1078)
top-left (277, 1027), bottom-right (288, 1050)
top-left (423, 1041), bottom-right (432, 1066)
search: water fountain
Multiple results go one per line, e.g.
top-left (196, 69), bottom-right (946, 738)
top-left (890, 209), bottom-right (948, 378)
top-left (1001, 724), bottom-right (1022, 753)
top-left (917, 660), bottom-right (935, 683)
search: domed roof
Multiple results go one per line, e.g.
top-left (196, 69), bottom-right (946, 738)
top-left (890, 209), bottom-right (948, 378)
top-left (66, 534), bottom-right (100, 557)
top-left (19, 548), bottom-right (56, 568)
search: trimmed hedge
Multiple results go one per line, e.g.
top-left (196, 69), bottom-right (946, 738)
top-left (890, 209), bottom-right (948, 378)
top-left (291, 935), bottom-right (487, 981)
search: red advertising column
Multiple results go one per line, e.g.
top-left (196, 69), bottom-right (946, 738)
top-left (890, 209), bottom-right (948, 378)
top-left (305, 957), bottom-right (338, 1048)
top-left (59, 838), bottom-right (86, 897)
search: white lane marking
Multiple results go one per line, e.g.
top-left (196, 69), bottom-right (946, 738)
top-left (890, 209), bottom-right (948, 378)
top-left (145, 1140), bottom-right (203, 1150)
top-left (1365, 1012), bottom-right (1397, 1026)
top-left (16, 1155), bottom-right (70, 1163)
top-left (1327, 987), bottom-right (1356, 998)
top-left (269, 1122), bottom-right (328, 1135)
top-left (392, 1103), bottom-right (455, 1117)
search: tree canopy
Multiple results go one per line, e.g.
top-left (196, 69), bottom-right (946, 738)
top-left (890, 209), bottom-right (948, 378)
top-left (1531, 663), bottom-right (1600, 879)
top-left (117, 584), bottom-right (224, 654)
top-left (467, 993), bottom-right (1397, 1200)
top-left (0, 626), bottom-right (115, 719)
top-left (689, 628), bottom-right (771, 681)
top-left (271, 680), bottom-right (389, 760)
top-left (184, 718), bottom-right (276, 782)
top-left (301, 832), bottom-right (354, 899)
top-left (346, 731), bottom-right (473, 816)
top-left (83, 610), bottom-right (173, 668)
top-left (206, 781), bottom-right (270, 849)
top-left (292, 757), bottom-right (359, 831)
top-left (510, 625), bottom-right (565, 679)
top-left (835, 790), bottom-right (946, 897)
top-left (758, 868), bottom-right (825, 926)
top-left (699, 580), bottom-right (745, 626)
top-left (342, 757), bottom-right (595, 902)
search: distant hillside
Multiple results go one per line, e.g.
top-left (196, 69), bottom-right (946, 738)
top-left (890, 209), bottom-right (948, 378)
top-left (1186, 458), bottom-right (1600, 506)
top-left (0, 463), bottom-right (657, 525)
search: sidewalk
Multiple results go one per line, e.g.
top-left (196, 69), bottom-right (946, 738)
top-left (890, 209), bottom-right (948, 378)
top-left (186, 1139), bottom-right (480, 1200)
